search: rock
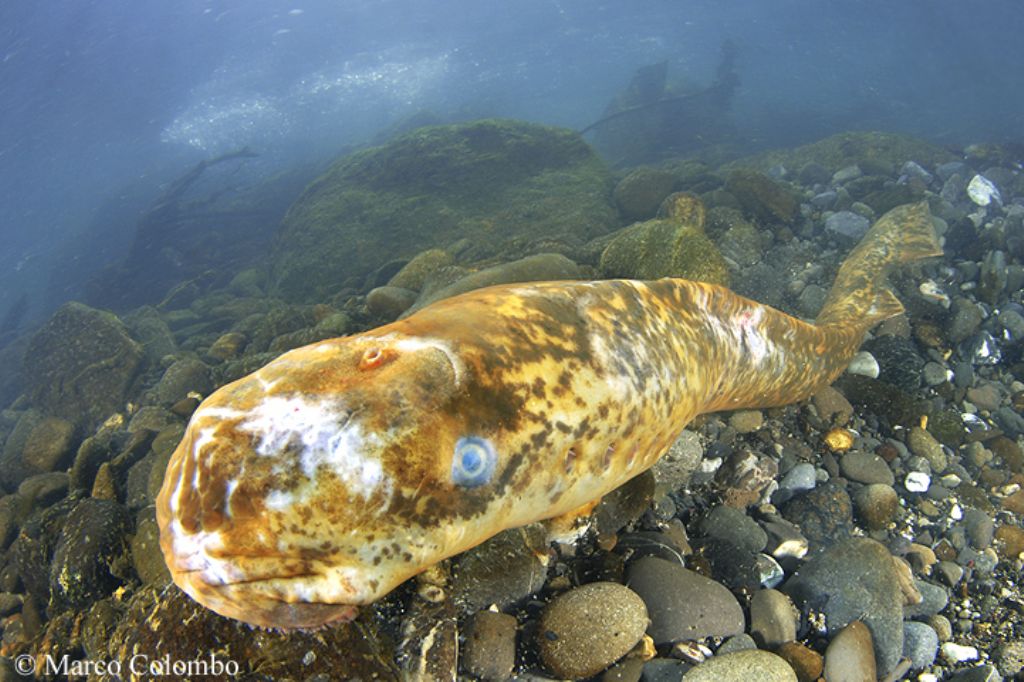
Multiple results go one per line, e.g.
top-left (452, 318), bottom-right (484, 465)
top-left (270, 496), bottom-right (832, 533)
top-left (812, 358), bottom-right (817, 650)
top-left (749, 589), bottom-right (797, 648)
top-left (775, 462), bottom-right (817, 503)
top-left (387, 249), bottom-right (454, 292)
top-left (698, 506), bottom-right (767, 554)
top-left (840, 451), bottom-right (895, 485)
top-left (150, 357), bottom-right (213, 405)
top-left (20, 416), bottom-right (76, 474)
top-left (366, 286), bottom-right (418, 319)
top-left (410, 253), bottom-right (582, 312)
top-left (864, 335), bottom-right (924, 392)
top-left (682, 650), bottom-right (796, 682)
top-left (651, 430), bottom-right (702, 491)
top-left (270, 120), bottom-right (616, 301)
top-left (614, 168), bottom-right (678, 222)
top-left (948, 299), bottom-right (985, 344)
top-left (719, 221), bottom-right (763, 268)
top-left (453, 524), bottom-right (548, 613)
top-left (778, 481), bottom-right (853, 549)
top-left (464, 610), bottom-right (517, 681)
top-left (967, 174), bottom-right (1002, 206)
top-left (725, 169), bottom-right (799, 225)
top-left (966, 384), bottom-right (1002, 412)
top-left (846, 351), bottom-right (879, 379)
top-left (922, 361), bottom-right (949, 387)
top-left (853, 483), bottom-right (899, 530)
top-left (206, 331), bottom-right (248, 362)
top-left (728, 410), bottom-right (763, 434)
top-left (947, 664), bottom-right (1003, 682)
top-left (775, 641), bottom-right (823, 682)
top-left (0, 495), bottom-right (24, 550)
top-left (22, 302), bottom-right (143, 427)
top-left (626, 556), bottom-right (744, 645)
top-left (813, 385), bottom-right (854, 427)
top-left (833, 165), bottom-right (863, 184)
top-left (903, 621), bottom-right (939, 669)
top-left (783, 538), bottom-right (905, 676)
top-left (538, 582), bottom-right (648, 679)
top-left (599, 207), bottom-right (728, 285)
top-left (49, 498), bottom-right (132, 609)
top-left (717, 633), bottom-right (757, 655)
top-left (824, 620), bottom-right (876, 682)
top-left (642, 658), bottom-right (689, 681)
top-left (994, 640), bottom-right (1024, 678)
top-left (963, 508), bottom-right (995, 550)
top-left (907, 426), bottom-right (947, 473)
top-left (108, 584), bottom-right (398, 679)
top-left (124, 306), bottom-right (177, 365)
top-left (825, 211), bottom-right (871, 243)
top-left (941, 641), bottom-right (980, 664)
top-left (130, 513), bottom-right (171, 586)
top-left (17, 472), bottom-right (69, 508)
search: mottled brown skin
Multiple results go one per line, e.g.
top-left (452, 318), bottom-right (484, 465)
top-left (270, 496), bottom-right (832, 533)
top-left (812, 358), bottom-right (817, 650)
top-left (157, 202), bottom-right (940, 629)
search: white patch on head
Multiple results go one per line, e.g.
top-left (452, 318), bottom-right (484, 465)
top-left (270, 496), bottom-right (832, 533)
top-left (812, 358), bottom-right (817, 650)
top-left (169, 522), bottom-right (246, 585)
top-left (237, 395), bottom-right (387, 499)
top-left (371, 333), bottom-right (464, 385)
top-left (265, 488), bottom-right (296, 511)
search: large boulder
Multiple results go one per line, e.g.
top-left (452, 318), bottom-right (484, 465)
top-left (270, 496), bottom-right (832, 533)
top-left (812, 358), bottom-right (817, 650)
top-left (270, 119), bottom-right (617, 302)
top-left (22, 302), bottom-right (143, 428)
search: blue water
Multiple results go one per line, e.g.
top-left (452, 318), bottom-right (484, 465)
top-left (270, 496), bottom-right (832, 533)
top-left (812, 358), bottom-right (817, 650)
top-left (1, 0), bottom-right (1022, 326)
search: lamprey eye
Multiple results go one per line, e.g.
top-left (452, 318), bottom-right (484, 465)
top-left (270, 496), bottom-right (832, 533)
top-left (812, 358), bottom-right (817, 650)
top-left (452, 436), bottom-right (496, 487)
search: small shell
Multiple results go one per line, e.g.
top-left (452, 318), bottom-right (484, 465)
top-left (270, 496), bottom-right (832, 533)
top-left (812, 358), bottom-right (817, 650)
top-left (918, 280), bottom-right (951, 308)
top-left (824, 427), bottom-right (855, 452)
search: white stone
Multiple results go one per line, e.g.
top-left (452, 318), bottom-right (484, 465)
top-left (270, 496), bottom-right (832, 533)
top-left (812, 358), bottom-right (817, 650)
top-left (847, 351), bottom-right (880, 378)
top-left (967, 174), bottom-right (1001, 207)
top-left (905, 471), bottom-right (931, 493)
top-left (940, 641), bottom-right (979, 663)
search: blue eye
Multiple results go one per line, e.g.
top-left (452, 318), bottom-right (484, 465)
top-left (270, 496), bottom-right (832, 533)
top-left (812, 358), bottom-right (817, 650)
top-left (452, 436), bottom-right (496, 487)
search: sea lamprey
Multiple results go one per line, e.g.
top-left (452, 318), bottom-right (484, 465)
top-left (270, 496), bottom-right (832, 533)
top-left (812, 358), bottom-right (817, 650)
top-left (156, 201), bottom-right (942, 629)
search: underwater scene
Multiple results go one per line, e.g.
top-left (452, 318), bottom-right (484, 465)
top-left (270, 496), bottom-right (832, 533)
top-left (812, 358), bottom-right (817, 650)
top-left (2, 1), bottom-right (1024, 680)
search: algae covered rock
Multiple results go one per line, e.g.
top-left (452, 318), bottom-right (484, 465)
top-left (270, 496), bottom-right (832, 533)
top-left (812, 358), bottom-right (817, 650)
top-left (600, 193), bottom-right (728, 285)
top-left (613, 167), bottom-right (678, 222)
top-left (22, 302), bottom-right (143, 428)
top-left (725, 169), bottom-right (799, 225)
top-left (270, 119), bottom-right (616, 301)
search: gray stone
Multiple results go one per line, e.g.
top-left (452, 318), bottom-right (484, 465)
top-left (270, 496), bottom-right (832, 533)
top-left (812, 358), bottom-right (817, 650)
top-left (922, 362), bottom-right (949, 387)
top-left (832, 165), bottom-right (863, 184)
top-left (907, 427), bottom-right (947, 473)
top-left (963, 508), bottom-right (995, 549)
top-left (999, 309), bottom-right (1024, 344)
top-left (366, 286), bottom-right (418, 319)
top-left (627, 556), bottom-right (744, 645)
top-left (903, 580), bottom-right (949, 618)
top-left (937, 162), bottom-right (968, 182)
top-left (698, 506), bottom-right (767, 554)
top-left (651, 430), bottom-right (702, 491)
top-left (840, 451), bottom-right (895, 485)
top-left (130, 513), bottom-right (171, 586)
top-left (464, 610), bottom-right (518, 681)
top-left (811, 191), bottom-right (837, 210)
top-left (749, 589), bottom-right (797, 648)
top-left (948, 300), bottom-right (985, 344)
top-left (994, 640), bottom-right (1024, 677)
top-left (16, 472), bottom-right (69, 508)
top-left (966, 384), bottom-right (1002, 412)
top-left (539, 582), bottom-right (648, 680)
top-left (947, 665), bottom-right (1003, 682)
top-left (19, 416), bottom-right (76, 475)
top-left (642, 658), bottom-right (690, 682)
top-left (453, 524), bottom-right (548, 613)
top-left (796, 284), bottom-right (828, 318)
top-left (774, 463), bottom-right (817, 504)
top-left (903, 621), bottom-right (939, 669)
top-left (683, 650), bottom-right (796, 682)
top-left (824, 211), bottom-right (870, 242)
top-left (716, 634), bottom-right (757, 655)
top-left (783, 537), bottom-right (905, 676)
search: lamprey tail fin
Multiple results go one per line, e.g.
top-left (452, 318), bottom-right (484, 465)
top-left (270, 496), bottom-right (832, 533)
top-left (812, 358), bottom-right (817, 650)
top-left (815, 201), bottom-right (942, 329)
